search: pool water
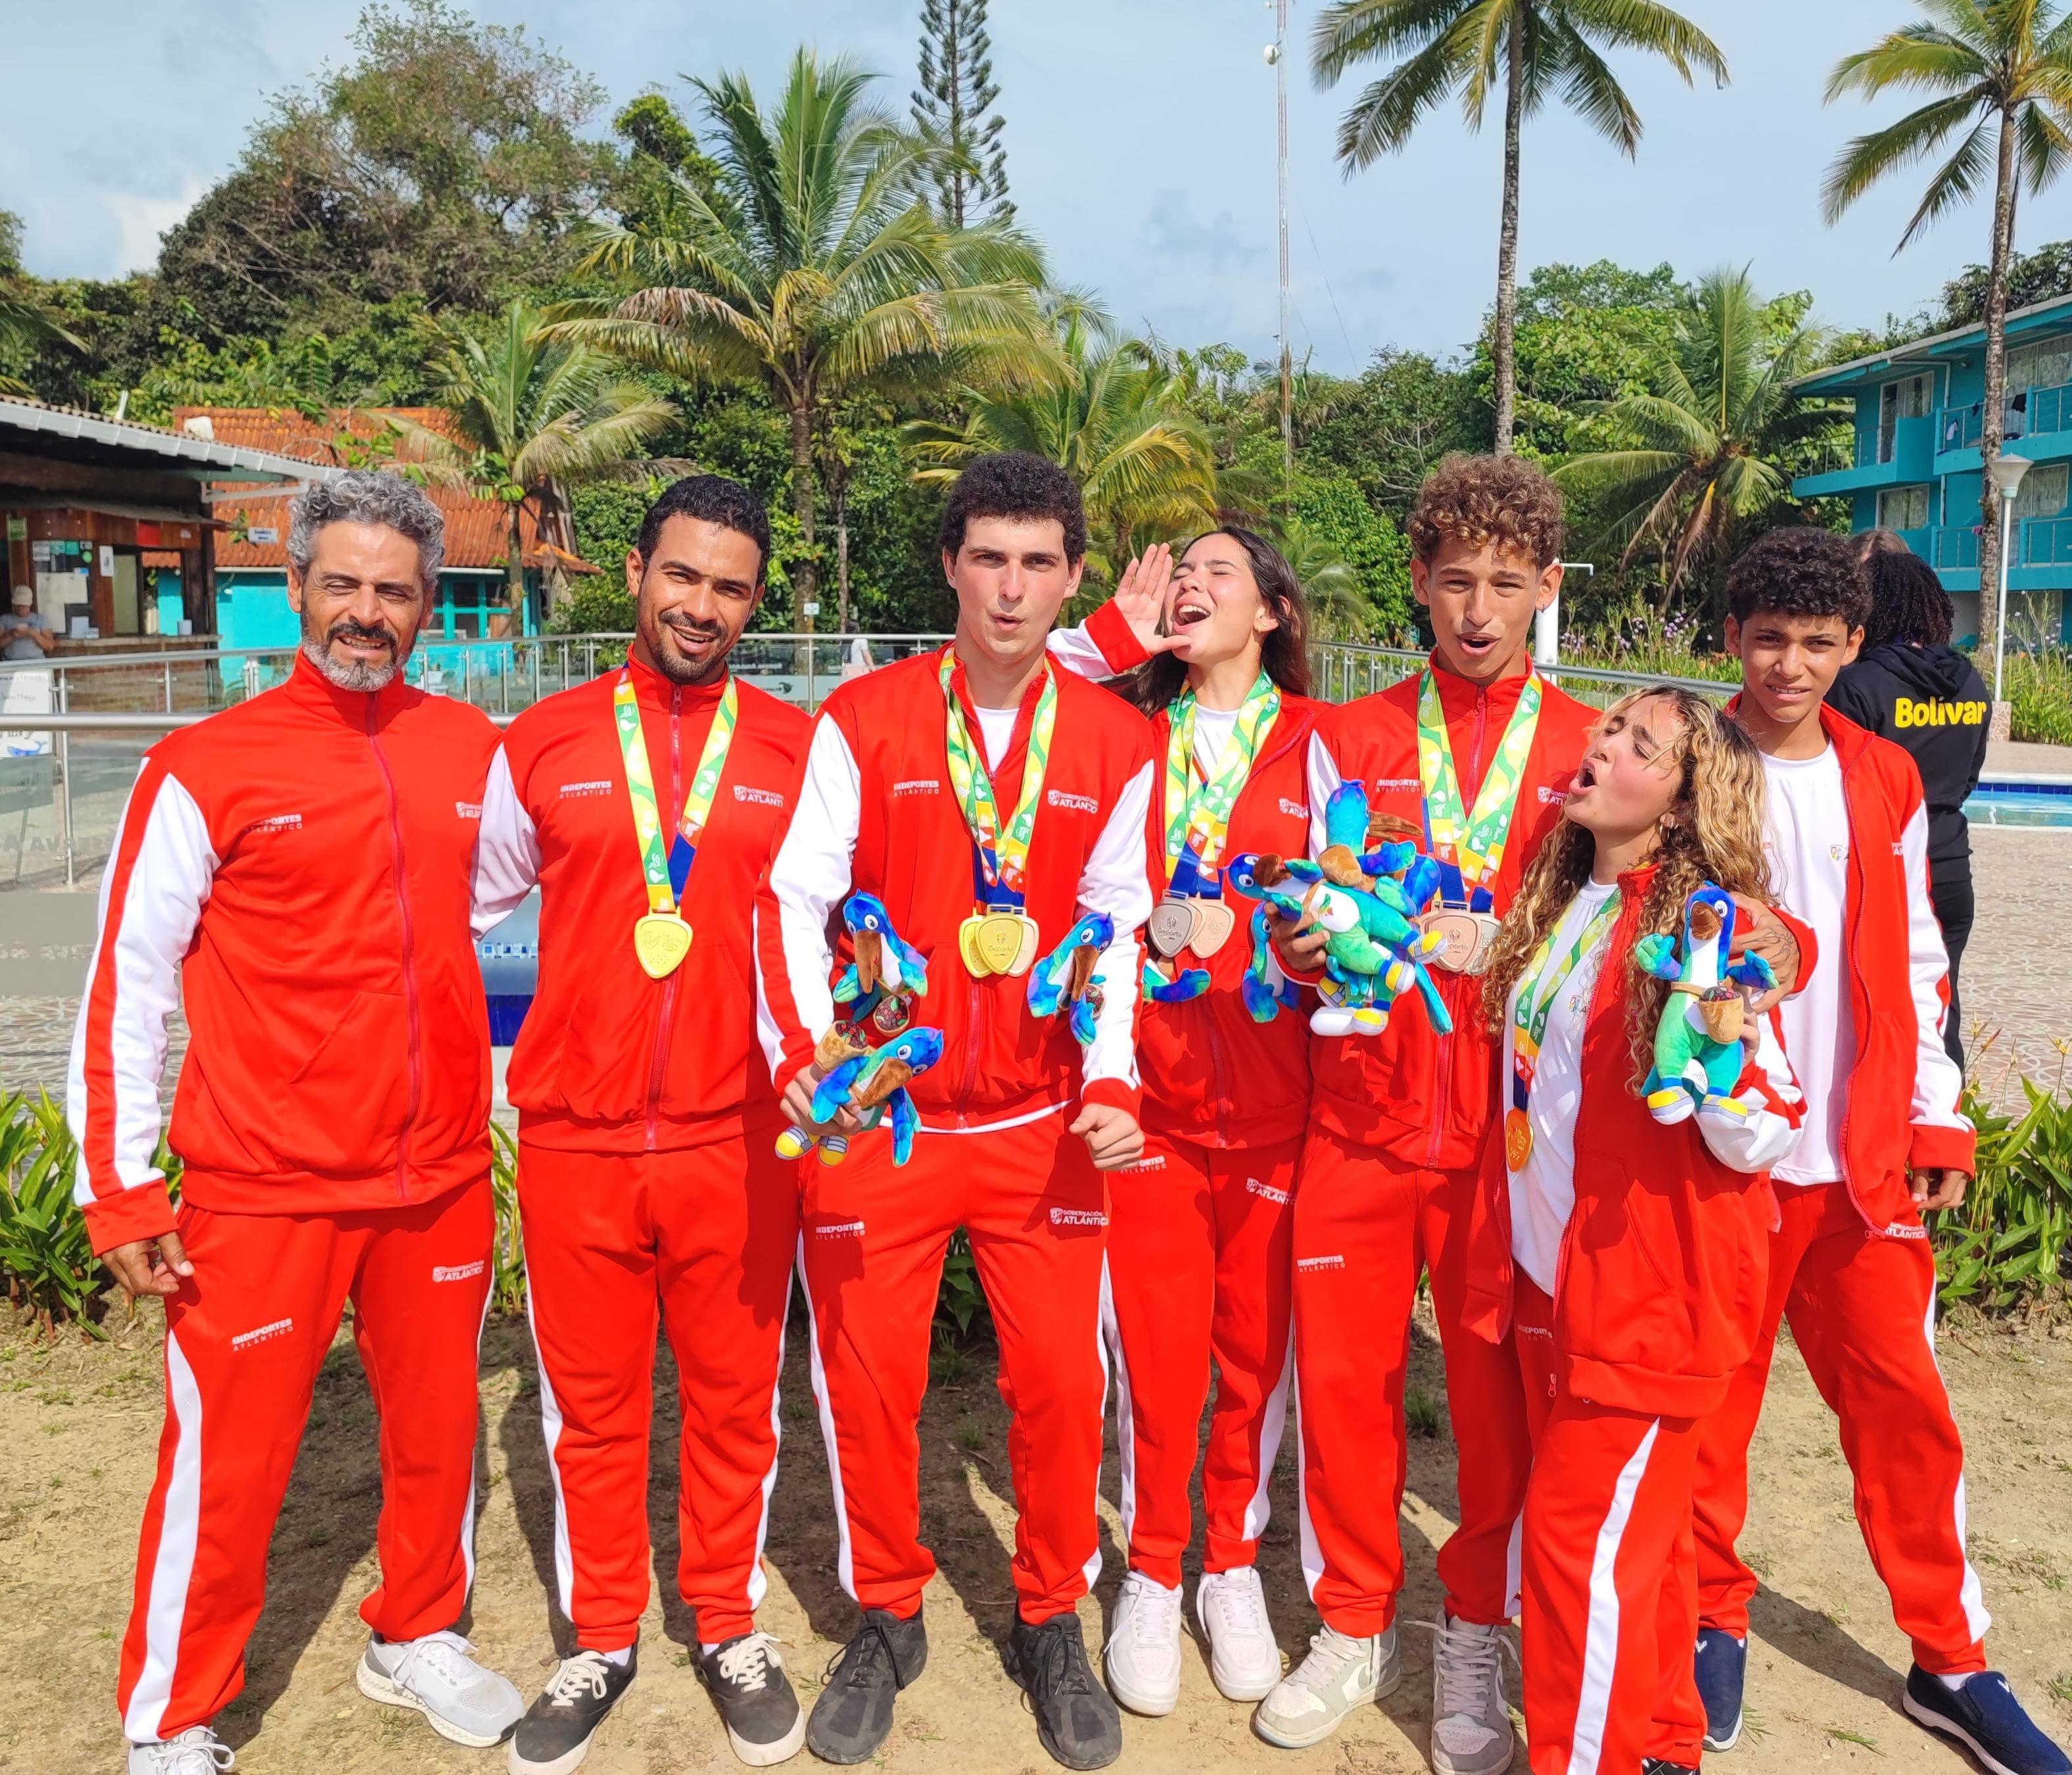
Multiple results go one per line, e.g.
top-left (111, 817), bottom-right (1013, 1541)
top-left (1964, 784), bottom-right (2072, 828)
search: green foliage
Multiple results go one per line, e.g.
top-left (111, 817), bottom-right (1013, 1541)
top-left (548, 576), bottom-right (638, 636)
top-left (1285, 475), bottom-right (1413, 641)
top-left (488, 1124), bottom-right (527, 1317)
top-left (1937, 1070), bottom-right (2072, 1309)
top-left (912, 0), bottom-right (1012, 227)
top-left (566, 480), bottom-right (653, 586)
top-left (933, 1231), bottom-right (990, 1341)
top-left (1936, 238), bottom-right (2072, 331)
top-left (2002, 648), bottom-right (2072, 746)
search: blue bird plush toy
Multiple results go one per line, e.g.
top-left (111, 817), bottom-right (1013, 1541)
top-left (1636, 884), bottom-right (1776, 1128)
top-left (776, 1025), bottom-right (947, 1168)
top-left (832, 892), bottom-right (930, 1033)
top-left (1027, 912), bottom-right (1114, 1048)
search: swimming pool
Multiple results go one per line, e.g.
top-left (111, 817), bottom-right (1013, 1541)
top-left (1964, 781), bottom-right (2072, 828)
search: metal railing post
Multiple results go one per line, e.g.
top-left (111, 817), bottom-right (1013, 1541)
top-left (163, 661), bottom-right (174, 713)
top-left (57, 672), bottom-right (74, 888)
top-left (498, 648), bottom-right (509, 714)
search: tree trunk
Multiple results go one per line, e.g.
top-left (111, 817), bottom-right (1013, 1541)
top-left (790, 400), bottom-right (818, 633)
top-left (1975, 103), bottom-right (2021, 670)
top-left (1490, 11), bottom-right (1527, 455)
top-left (504, 502), bottom-right (527, 628)
top-left (836, 497), bottom-right (852, 635)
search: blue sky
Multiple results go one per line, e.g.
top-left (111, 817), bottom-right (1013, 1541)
top-left (3, 1), bottom-right (2061, 371)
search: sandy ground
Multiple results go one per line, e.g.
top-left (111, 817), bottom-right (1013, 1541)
top-left (3, 1296), bottom-right (2068, 1775)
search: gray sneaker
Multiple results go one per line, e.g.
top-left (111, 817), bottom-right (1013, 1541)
top-left (358, 1630), bottom-right (525, 1747)
top-left (1423, 1616), bottom-right (1516, 1775)
top-left (128, 1729), bottom-right (234, 1774)
top-left (1253, 1623), bottom-right (1401, 1749)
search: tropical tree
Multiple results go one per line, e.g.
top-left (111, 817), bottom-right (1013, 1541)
top-left (395, 299), bottom-right (676, 615)
top-left (903, 308), bottom-right (1225, 582)
top-left (0, 291), bottom-right (83, 396)
top-left (1822, 0), bottom-right (2072, 663)
top-left (1273, 517), bottom-right (1371, 639)
top-left (912, 0), bottom-right (1012, 225)
top-left (1551, 269), bottom-right (1847, 628)
top-left (1309, 0), bottom-right (1727, 452)
top-left (567, 48), bottom-right (1054, 630)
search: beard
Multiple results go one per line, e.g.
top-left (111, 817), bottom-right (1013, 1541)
top-left (643, 611), bottom-right (730, 685)
top-left (302, 617), bottom-right (404, 692)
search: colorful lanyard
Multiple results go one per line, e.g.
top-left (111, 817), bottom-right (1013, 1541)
top-left (614, 671), bottom-right (738, 914)
top-left (939, 651), bottom-right (1056, 908)
top-left (1509, 891), bottom-right (1620, 1112)
top-left (1416, 667), bottom-right (1542, 911)
top-left (1162, 674), bottom-right (1279, 898)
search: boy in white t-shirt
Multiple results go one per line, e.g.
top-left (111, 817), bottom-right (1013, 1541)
top-left (1689, 527), bottom-right (2067, 1775)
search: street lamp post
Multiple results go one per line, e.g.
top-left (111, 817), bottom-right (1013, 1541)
top-left (1986, 452), bottom-right (2031, 740)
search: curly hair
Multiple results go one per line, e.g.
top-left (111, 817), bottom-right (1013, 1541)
top-left (1725, 526), bottom-right (1869, 630)
top-left (288, 470), bottom-right (444, 589)
top-left (1862, 544), bottom-right (1954, 648)
top-left (1480, 687), bottom-right (1772, 1089)
top-left (635, 475), bottom-right (770, 578)
top-left (1129, 527), bottom-right (1313, 713)
top-left (1406, 452), bottom-right (1565, 571)
top-left (939, 451), bottom-right (1089, 563)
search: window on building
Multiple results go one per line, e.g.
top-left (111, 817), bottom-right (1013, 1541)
top-left (1878, 374), bottom-right (1931, 462)
top-left (2013, 461), bottom-right (2069, 522)
top-left (2006, 336), bottom-right (2072, 398)
top-left (1877, 485), bottom-right (1931, 531)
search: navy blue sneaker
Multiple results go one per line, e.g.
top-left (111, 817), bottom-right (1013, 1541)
top-left (1903, 1666), bottom-right (2072, 1775)
top-left (1694, 1628), bottom-right (1747, 1752)
top-left (1641, 1763), bottom-right (1698, 1774)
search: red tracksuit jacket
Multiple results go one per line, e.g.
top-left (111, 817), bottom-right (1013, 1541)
top-left (1305, 663), bottom-right (1600, 1167)
top-left (1139, 693), bottom-right (1318, 1148)
top-left (755, 648), bottom-right (1156, 1125)
top-left (1736, 699), bottom-right (1976, 1231)
top-left (1463, 865), bottom-right (1802, 1417)
top-left (472, 656), bottom-right (810, 1151)
top-left (68, 655), bottom-right (500, 1248)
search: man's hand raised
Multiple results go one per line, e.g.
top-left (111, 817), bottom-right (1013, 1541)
top-left (103, 1229), bottom-right (193, 1298)
top-left (1107, 545), bottom-right (1181, 659)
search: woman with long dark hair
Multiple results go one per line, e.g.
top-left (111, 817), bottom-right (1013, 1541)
top-left (1829, 544), bottom-right (1989, 1068)
top-left (1096, 527), bottom-right (1321, 1721)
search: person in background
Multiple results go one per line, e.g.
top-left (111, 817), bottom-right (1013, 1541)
top-left (1829, 542), bottom-right (1989, 1070)
top-left (3, 582), bottom-right (57, 659)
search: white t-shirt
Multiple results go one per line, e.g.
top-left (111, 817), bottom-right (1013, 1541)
top-left (1507, 878), bottom-right (1620, 1294)
top-left (1190, 703), bottom-right (1238, 774)
top-left (975, 706), bottom-right (1017, 771)
top-left (1762, 745), bottom-right (1854, 1186)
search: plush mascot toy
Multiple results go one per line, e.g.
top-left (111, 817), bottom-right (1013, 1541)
top-left (1636, 883), bottom-right (1777, 1128)
top-left (833, 892), bottom-right (930, 1033)
top-left (1027, 912), bottom-right (1114, 1048)
top-left (1227, 782), bottom-right (1453, 1039)
top-left (777, 1026), bottom-right (947, 1168)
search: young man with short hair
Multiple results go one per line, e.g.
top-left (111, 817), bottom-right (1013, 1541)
top-left (1691, 526), bottom-right (2069, 1775)
top-left (472, 476), bottom-right (812, 1771)
top-left (755, 452), bottom-right (1154, 1771)
top-left (71, 471), bottom-right (525, 1773)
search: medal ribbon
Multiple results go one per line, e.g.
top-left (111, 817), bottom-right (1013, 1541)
top-left (1508, 891), bottom-right (1621, 1114)
top-left (1162, 673), bottom-right (1280, 897)
top-left (1416, 667), bottom-right (1543, 911)
top-left (939, 651), bottom-right (1056, 908)
top-left (614, 671), bottom-right (739, 914)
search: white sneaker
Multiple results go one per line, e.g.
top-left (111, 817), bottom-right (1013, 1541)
top-left (128, 1730), bottom-right (233, 1774)
top-left (1104, 1570), bottom-right (1185, 1715)
top-left (1196, 1567), bottom-right (1283, 1702)
top-left (1423, 1616), bottom-right (1517, 1775)
top-left (1254, 1623), bottom-right (1401, 1749)
top-left (358, 1629), bottom-right (526, 1747)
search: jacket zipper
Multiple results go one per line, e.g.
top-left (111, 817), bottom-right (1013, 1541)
top-left (644, 687), bottom-right (683, 1150)
top-left (1426, 684), bottom-right (1490, 1165)
top-left (365, 704), bottom-right (421, 1199)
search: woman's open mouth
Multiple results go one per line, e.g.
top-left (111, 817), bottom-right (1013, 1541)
top-left (1171, 597), bottom-right (1212, 630)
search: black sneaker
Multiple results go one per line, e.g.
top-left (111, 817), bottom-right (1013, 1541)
top-left (509, 1645), bottom-right (637, 1775)
top-left (1006, 1612), bottom-right (1123, 1771)
top-left (1694, 1626), bottom-right (1747, 1751)
top-left (700, 1631), bottom-right (806, 1767)
top-left (805, 1607), bottom-right (928, 1765)
top-left (1642, 1762), bottom-right (1699, 1774)
top-left (1903, 1665), bottom-right (2072, 1775)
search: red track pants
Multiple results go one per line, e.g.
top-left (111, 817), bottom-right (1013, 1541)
top-left (118, 1183), bottom-right (493, 1743)
top-left (1693, 1181), bottom-right (1990, 1672)
top-left (1291, 1129), bottom-right (1532, 1634)
top-left (1512, 1280), bottom-right (1707, 1775)
top-left (799, 1108), bottom-right (1109, 1625)
top-left (1101, 1132), bottom-right (1296, 1589)
top-left (516, 1127), bottom-right (798, 1651)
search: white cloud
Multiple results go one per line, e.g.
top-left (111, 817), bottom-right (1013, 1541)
top-left (105, 178), bottom-right (211, 277)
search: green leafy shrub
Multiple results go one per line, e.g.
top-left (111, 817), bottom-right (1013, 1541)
top-left (1938, 1067), bottom-right (2072, 1309)
top-left (2002, 650), bottom-right (2072, 747)
top-left (933, 1231), bottom-right (989, 1342)
top-left (489, 1124), bottom-right (527, 1318)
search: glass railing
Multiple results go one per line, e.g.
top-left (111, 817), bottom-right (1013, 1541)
top-left (2020, 513), bottom-right (2072, 566)
top-left (1933, 526), bottom-right (1982, 569)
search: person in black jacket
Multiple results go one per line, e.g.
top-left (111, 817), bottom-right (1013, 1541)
top-left (1829, 536), bottom-right (1990, 1069)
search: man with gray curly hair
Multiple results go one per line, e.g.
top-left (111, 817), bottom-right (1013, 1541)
top-left (69, 467), bottom-right (525, 1772)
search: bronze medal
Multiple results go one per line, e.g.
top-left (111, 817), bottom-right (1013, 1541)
top-left (1421, 909), bottom-right (1500, 976)
top-left (1189, 899), bottom-right (1236, 957)
top-left (633, 911), bottom-right (694, 979)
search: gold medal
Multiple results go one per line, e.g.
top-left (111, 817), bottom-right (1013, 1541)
top-left (1421, 909), bottom-right (1501, 976)
top-left (1148, 899), bottom-right (1196, 959)
top-left (1504, 1106), bottom-right (1533, 1172)
top-left (1190, 899), bottom-right (1236, 957)
top-left (962, 910), bottom-right (1039, 978)
top-left (634, 911), bottom-right (694, 979)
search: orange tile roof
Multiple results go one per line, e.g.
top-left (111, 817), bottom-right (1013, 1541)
top-left (176, 407), bottom-right (584, 574)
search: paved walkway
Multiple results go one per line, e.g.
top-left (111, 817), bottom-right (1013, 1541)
top-left (1986, 738), bottom-right (2072, 778)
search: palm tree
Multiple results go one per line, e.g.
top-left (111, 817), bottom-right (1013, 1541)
top-left (1551, 269), bottom-right (1847, 627)
top-left (567, 48), bottom-right (1055, 630)
top-left (1822, 0), bottom-right (2072, 663)
top-left (1273, 516), bottom-right (1373, 640)
top-left (396, 300), bottom-right (676, 617)
top-left (1310, 0), bottom-right (1726, 452)
top-left (903, 308), bottom-right (1225, 582)
top-left (0, 289), bottom-right (83, 396)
